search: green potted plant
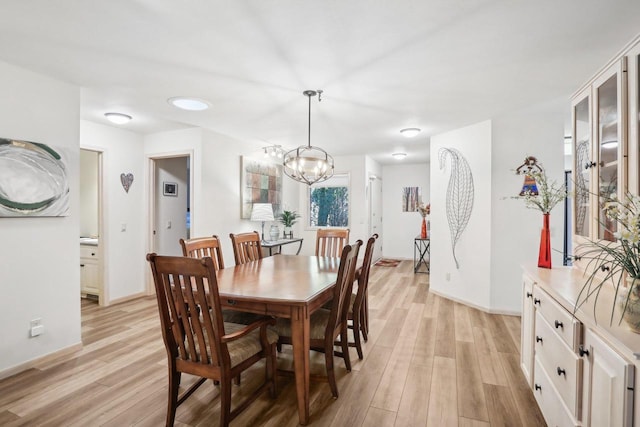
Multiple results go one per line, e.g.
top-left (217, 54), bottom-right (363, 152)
top-left (279, 210), bottom-right (300, 238)
top-left (576, 193), bottom-right (640, 333)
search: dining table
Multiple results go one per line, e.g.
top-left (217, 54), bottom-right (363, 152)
top-left (215, 254), bottom-right (342, 425)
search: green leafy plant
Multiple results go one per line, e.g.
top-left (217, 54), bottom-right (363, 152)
top-left (576, 193), bottom-right (640, 325)
top-left (278, 210), bottom-right (300, 227)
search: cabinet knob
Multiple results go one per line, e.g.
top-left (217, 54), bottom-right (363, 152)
top-left (534, 384), bottom-right (542, 391)
top-left (579, 345), bottom-right (590, 357)
top-left (91, 252), bottom-right (96, 256)
top-left (557, 367), bottom-right (566, 377)
top-left (80, 264), bottom-right (85, 267)
top-left (599, 264), bottom-right (610, 272)
top-left (585, 161), bottom-right (597, 169)
top-left (536, 336), bottom-right (543, 343)
top-left (526, 292), bottom-right (532, 298)
top-left (554, 320), bottom-right (564, 329)
top-left (533, 298), bottom-right (541, 306)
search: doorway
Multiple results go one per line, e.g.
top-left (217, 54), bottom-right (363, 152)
top-left (79, 148), bottom-right (105, 305)
top-left (368, 175), bottom-right (383, 261)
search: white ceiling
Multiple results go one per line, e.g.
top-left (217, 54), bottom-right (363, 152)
top-left (0, 1), bottom-right (638, 164)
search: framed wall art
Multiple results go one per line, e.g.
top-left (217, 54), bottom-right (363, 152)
top-left (0, 138), bottom-right (70, 217)
top-left (241, 156), bottom-right (282, 219)
top-left (163, 181), bottom-right (178, 196)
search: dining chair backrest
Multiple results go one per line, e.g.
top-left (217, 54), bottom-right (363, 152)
top-left (315, 228), bottom-right (350, 257)
top-left (355, 234), bottom-right (378, 303)
top-left (147, 254), bottom-right (227, 368)
top-left (229, 231), bottom-right (263, 265)
top-left (325, 240), bottom-right (362, 341)
top-left (180, 235), bottom-right (225, 271)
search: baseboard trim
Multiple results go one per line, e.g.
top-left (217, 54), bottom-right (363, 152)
top-left (107, 291), bottom-right (148, 306)
top-left (428, 288), bottom-right (521, 316)
top-left (0, 342), bottom-right (83, 380)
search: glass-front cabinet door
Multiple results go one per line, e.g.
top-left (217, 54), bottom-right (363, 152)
top-left (572, 87), bottom-right (592, 239)
top-left (627, 44), bottom-right (640, 195)
top-left (593, 59), bottom-right (626, 242)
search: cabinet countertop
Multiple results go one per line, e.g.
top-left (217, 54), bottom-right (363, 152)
top-left (522, 264), bottom-right (640, 361)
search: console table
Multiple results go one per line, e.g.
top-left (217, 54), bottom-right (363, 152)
top-left (414, 236), bottom-right (430, 274)
top-left (262, 238), bottom-right (304, 256)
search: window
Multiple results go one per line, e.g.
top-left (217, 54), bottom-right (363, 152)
top-left (308, 174), bottom-right (349, 227)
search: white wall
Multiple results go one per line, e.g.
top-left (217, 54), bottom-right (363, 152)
top-left (381, 163), bottom-right (430, 259)
top-left (155, 157), bottom-right (188, 257)
top-left (490, 98), bottom-right (566, 312)
top-left (0, 61), bottom-right (81, 374)
top-left (430, 121), bottom-right (493, 310)
top-left (80, 121), bottom-right (146, 302)
top-left (79, 149), bottom-right (99, 237)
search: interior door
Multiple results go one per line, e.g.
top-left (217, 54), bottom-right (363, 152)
top-left (369, 175), bottom-right (383, 260)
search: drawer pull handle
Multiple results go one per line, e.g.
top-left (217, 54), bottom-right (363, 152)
top-left (536, 336), bottom-right (543, 343)
top-left (534, 384), bottom-right (542, 391)
top-left (91, 252), bottom-right (96, 256)
top-left (557, 367), bottom-right (566, 377)
top-left (533, 298), bottom-right (541, 305)
top-left (600, 264), bottom-right (610, 272)
top-left (526, 292), bottom-right (532, 298)
top-left (227, 299), bottom-right (237, 305)
top-left (554, 320), bottom-right (564, 329)
top-left (585, 161), bottom-right (597, 169)
top-left (80, 264), bottom-right (85, 267)
top-left (579, 345), bottom-right (590, 357)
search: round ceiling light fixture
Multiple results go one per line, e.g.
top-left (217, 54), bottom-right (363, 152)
top-left (392, 152), bottom-right (407, 160)
top-left (167, 97), bottom-right (210, 111)
top-left (400, 128), bottom-right (421, 138)
top-left (104, 112), bottom-right (132, 124)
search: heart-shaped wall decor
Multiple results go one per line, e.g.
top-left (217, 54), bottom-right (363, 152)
top-left (120, 173), bottom-right (134, 193)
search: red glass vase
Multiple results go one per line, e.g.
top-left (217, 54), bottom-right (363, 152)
top-left (538, 213), bottom-right (551, 269)
top-left (421, 217), bottom-right (427, 238)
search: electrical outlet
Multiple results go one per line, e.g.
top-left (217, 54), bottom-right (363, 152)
top-left (30, 318), bottom-right (43, 337)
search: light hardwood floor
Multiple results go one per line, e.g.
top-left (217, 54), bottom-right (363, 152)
top-left (0, 261), bottom-right (546, 426)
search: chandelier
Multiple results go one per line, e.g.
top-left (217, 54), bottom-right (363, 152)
top-left (283, 90), bottom-right (334, 185)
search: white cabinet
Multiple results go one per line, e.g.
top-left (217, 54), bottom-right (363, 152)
top-left (581, 328), bottom-right (635, 427)
top-left (532, 286), bottom-right (582, 424)
top-left (572, 58), bottom-right (627, 249)
top-left (521, 274), bottom-right (535, 386)
top-left (80, 244), bottom-right (100, 297)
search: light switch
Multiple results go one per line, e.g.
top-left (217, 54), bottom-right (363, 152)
top-left (167, 220), bottom-right (172, 229)
top-left (121, 223), bottom-right (127, 232)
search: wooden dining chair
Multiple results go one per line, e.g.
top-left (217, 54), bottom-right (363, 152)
top-left (272, 240), bottom-right (362, 398)
top-left (229, 231), bottom-right (263, 265)
top-left (181, 235), bottom-right (260, 328)
top-left (347, 234), bottom-right (378, 359)
top-left (315, 228), bottom-right (350, 257)
top-left (179, 235), bottom-right (225, 271)
top-left (147, 253), bottom-right (278, 427)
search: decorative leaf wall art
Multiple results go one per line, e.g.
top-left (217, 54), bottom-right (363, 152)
top-left (439, 147), bottom-right (474, 269)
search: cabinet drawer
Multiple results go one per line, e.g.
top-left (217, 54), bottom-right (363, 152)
top-left (80, 245), bottom-right (99, 259)
top-left (533, 285), bottom-right (581, 350)
top-left (533, 358), bottom-right (580, 427)
top-left (534, 311), bottom-right (582, 418)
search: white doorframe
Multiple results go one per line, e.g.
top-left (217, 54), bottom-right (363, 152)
top-left (368, 174), bottom-right (383, 261)
top-left (145, 149), bottom-right (194, 294)
top-left (79, 146), bottom-right (108, 306)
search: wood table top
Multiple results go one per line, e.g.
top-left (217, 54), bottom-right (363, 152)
top-left (216, 255), bottom-right (341, 304)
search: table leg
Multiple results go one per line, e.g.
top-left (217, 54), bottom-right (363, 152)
top-left (295, 240), bottom-right (303, 255)
top-left (291, 306), bottom-right (311, 425)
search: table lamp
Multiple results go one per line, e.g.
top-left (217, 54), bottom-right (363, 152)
top-left (250, 203), bottom-right (274, 242)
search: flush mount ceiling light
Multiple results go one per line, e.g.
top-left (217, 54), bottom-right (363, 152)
top-left (104, 112), bottom-right (132, 124)
top-left (392, 152), bottom-right (407, 160)
top-left (167, 97), bottom-right (210, 111)
top-left (283, 90), bottom-right (335, 185)
top-left (400, 128), bottom-right (421, 138)
top-left (263, 145), bottom-right (285, 159)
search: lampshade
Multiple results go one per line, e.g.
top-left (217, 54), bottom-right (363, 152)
top-left (250, 203), bottom-right (274, 222)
